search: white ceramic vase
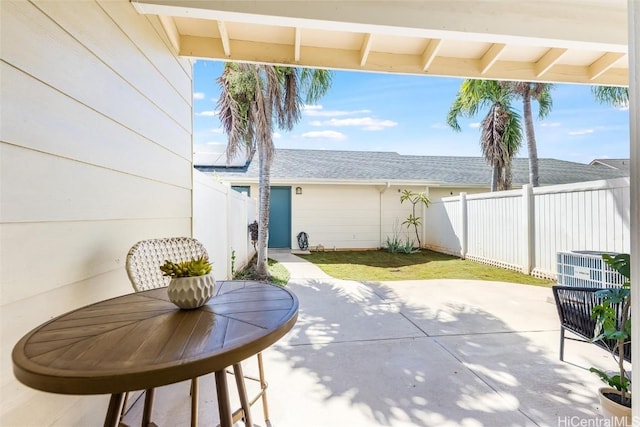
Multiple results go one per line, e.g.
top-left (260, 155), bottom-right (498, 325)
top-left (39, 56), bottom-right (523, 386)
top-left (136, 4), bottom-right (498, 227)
top-left (167, 274), bottom-right (215, 309)
top-left (598, 387), bottom-right (632, 427)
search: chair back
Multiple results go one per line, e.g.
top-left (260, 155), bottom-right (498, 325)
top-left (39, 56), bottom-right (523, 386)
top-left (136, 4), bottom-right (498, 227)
top-left (126, 237), bottom-right (208, 292)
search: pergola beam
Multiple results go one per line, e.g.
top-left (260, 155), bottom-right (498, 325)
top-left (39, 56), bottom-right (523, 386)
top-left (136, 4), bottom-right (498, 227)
top-left (158, 15), bottom-right (180, 53)
top-left (588, 52), bottom-right (626, 80)
top-left (294, 27), bottom-right (301, 62)
top-left (480, 43), bottom-right (506, 74)
top-left (217, 20), bottom-right (231, 57)
top-left (534, 47), bottom-right (568, 77)
top-left (360, 33), bottom-right (373, 67)
top-left (420, 38), bottom-right (442, 72)
top-left (179, 35), bottom-right (628, 86)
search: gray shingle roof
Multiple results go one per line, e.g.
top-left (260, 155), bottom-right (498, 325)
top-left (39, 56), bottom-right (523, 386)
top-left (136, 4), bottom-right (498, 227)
top-left (589, 158), bottom-right (630, 173)
top-left (202, 149), bottom-right (629, 186)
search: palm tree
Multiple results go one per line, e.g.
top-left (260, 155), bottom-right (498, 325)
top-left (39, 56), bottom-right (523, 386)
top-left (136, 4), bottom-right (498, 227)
top-left (504, 82), bottom-right (553, 187)
top-left (217, 63), bottom-right (331, 276)
top-left (447, 79), bottom-right (522, 191)
top-left (592, 86), bottom-right (629, 107)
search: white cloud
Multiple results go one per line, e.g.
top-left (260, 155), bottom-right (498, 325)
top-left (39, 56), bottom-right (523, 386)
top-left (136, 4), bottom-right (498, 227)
top-left (193, 92), bottom-right (205, 100)
top-left (196, 110), bottom-right (219, 117)
top-left (210, 128), bottom-right (224, 134)
top-left (302, 130), bottom-right (347, 141)
top-left (326, 117), bottom-right (398, 131)
top-left (541, 122), bottom-right (562, 127)
top-left (303, 104), bottom-right (372, 117)
top-left (616, 102), bottom-right (630, 111)
top-left (302, 104), bottom-right (323, 111)
top-left (469, 122), bottom-right (481, 129)
top-left (567, 129), bottom-right (594, 136)
top-left (273, 132), bottom-right (282, 139)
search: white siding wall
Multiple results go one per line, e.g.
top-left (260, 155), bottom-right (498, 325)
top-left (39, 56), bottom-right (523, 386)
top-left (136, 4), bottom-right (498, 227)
top-left (1, 1), bottom-right (193, 425)
top-left (236, 183), bottom-right (472, 251)
top-left (381, 185), bottom-right (425, 247)
top-left (293, 185), bottom-right (382, 249)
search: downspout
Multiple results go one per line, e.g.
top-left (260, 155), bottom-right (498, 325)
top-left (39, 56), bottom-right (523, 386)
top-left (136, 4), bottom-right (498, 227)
top-left (379, 182), bottom-right (391, 248)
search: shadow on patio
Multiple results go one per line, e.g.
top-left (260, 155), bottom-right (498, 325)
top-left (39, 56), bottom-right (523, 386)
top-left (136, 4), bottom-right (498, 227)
top-left (124, 275), bottom-right (617, 427)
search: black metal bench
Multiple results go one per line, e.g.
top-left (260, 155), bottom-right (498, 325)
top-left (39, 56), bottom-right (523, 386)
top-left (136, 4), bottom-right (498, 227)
top-left (552, 285), bottom-right (631, 362)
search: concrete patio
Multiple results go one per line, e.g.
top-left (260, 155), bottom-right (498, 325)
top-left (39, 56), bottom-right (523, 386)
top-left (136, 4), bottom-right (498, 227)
top-left (123, 250), bottom-right (621, 427)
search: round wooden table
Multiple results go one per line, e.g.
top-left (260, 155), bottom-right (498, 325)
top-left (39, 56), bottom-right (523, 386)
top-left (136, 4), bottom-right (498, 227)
top-left (12, 280), bottom-right (298, 427)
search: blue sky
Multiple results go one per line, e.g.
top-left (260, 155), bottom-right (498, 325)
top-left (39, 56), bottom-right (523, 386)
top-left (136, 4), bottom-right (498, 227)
top-left (192, 60), bottom-right (630, 166)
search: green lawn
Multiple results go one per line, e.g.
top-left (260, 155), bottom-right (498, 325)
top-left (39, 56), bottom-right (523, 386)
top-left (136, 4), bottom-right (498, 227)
top-left (300, 249), bottom-right (553, 286)
top-left (233, 257), bottom-right (290, 286)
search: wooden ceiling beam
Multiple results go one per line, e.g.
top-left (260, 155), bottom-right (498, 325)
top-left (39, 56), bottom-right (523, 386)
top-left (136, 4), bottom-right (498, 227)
top-left (420, 38), bottom-right (442, 72)
top-left (588, 52), bottom-right (626, 80)
top-left (217, 20), bottom-right (231, 57)
top-left (535, 48), bottom-right (568, 77)
top-left (480, 43), bottom-right (506, 74)
top-left (158, 15), bottom-right (180, 53)
top-left (360, 33), bottom-right (373, 67)
top-left (179, 35), bottom-right (629, 86)
top-left (294, 27), bottom-right (301, 62)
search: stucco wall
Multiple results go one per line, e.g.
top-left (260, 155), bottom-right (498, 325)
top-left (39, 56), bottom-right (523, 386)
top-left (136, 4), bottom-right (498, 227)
top-left (0, 1), bottom-right (193, 424)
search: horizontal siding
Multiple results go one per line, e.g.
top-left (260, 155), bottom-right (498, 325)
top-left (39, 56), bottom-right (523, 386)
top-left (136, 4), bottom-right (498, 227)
top-left (32, 0), bottom-right (192, 129)
top-left (1, 0), bottom-right (191, 159)
top-left (0, 218), bottom-right (190, 304)
top-left (1, 62), bottom-right (191, 188)
top-left (1, 1), bottom-right (193, 424)
top-left (293, 185), bottom-right (381, 248)
top-left (1, 144), bottom-right (191, 223)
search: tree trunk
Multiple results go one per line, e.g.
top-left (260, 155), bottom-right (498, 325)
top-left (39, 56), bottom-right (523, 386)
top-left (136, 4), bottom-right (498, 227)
top-left (491, 164), bottom-right (499, 192)
top-left (522, 91), bottom-right (540, 187)
top-left (256, 145), bottom-right (271, 277)
top-left (504, 158), bottom-right (512, 190)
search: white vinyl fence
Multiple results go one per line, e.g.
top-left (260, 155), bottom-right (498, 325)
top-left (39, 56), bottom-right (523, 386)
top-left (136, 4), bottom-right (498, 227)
top-left (193, 170), bottom-right (257, 279)
top-left (423, 178), bottom-right (630, 279)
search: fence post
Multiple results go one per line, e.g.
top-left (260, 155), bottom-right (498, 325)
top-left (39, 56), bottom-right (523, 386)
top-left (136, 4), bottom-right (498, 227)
top-left (460, 192), bottom-right (467, 259)
top-left (522, 184), bottom-right (534, 275)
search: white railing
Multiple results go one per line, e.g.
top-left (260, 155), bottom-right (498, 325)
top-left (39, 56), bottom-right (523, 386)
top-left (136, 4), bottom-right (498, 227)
top-left (193, 170), bottom-right (256, 279)
top-left (423, 178), bottom-right (630, 279)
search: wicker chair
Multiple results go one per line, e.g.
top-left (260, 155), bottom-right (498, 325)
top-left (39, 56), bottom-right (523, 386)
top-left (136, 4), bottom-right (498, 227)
top-left (125, 237), bottom-right (270, 427)
top-left (552, 285), bottom-right (631, 363)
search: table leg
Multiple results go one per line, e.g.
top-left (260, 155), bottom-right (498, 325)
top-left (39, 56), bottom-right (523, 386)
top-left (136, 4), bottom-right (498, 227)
top-left (191, 377), bottom-right (199, 427)
top-left (142, 388), bottom-right (155, 427)
top-left (215, 370), bottom-right (233, 427)
top-left (103, 393), bottom-right (125, 427)
top-left (233, 363), bottom-right (254, 427)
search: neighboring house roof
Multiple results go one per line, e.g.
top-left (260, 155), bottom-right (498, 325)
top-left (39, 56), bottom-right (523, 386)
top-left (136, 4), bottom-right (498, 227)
top-left (589, 158), bottom-right (630, 173)
top-left (197, 149), bottom-right (629, 187)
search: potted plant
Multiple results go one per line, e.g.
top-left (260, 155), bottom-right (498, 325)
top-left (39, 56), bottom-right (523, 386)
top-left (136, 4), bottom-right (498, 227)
top-left (589, 253), bottom-right (631, 423)
top-left (160, 255), bottom-right (215, 309)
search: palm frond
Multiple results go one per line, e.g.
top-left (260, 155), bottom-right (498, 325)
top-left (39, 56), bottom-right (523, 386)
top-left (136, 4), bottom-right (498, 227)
top-left (592, 86), bottom-right (629, 107)
top-left (300, 68), bottom-right (332, 104)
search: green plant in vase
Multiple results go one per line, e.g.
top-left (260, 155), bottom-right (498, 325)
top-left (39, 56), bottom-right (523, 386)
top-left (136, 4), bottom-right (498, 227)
top-left (160, 255), bottom-right (214, 309)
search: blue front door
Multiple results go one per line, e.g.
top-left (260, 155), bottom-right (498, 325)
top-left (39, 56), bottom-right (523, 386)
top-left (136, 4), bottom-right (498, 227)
top-left (268, 187), bottom-right (291, 248)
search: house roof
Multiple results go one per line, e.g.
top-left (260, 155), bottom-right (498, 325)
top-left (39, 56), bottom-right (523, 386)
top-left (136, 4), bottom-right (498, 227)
top-left (198, 149), bottom-right (629, 187)
top-left (589, 158), bottom-right (630, 173)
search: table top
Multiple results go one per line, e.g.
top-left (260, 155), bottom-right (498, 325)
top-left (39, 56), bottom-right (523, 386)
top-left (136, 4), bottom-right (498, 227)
top-left (12, 280), bottom-right (298, 395)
